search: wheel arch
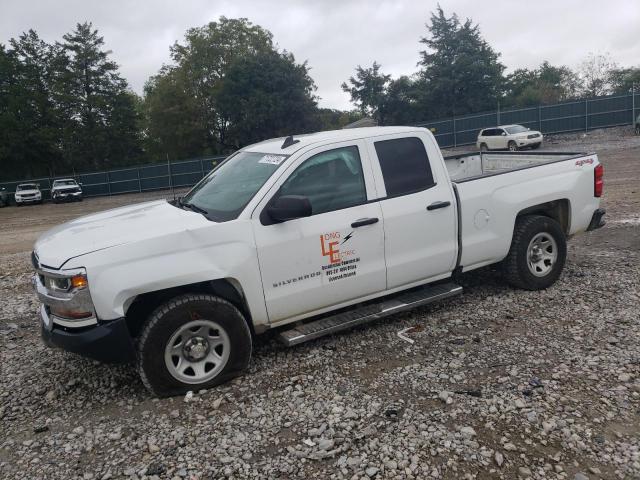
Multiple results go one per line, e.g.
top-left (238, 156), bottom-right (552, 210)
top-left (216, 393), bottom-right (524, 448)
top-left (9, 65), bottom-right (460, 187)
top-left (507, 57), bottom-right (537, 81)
top-left (516, 199), bottom-right (571, 236)
top-left (124, 278), bottom-right (254, 339)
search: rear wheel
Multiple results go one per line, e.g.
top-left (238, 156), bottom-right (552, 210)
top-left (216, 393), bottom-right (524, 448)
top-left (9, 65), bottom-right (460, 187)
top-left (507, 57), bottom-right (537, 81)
top-left (503, 215), bottom-right (566, 290)
top-left (137, 293), bottom-right (252, 397)
top-left (480, 143), bottom-right (488, 152)
top-left (635, 124), bottom-right (640, 135)
top-left (508, 141), bottom-right (518, 151)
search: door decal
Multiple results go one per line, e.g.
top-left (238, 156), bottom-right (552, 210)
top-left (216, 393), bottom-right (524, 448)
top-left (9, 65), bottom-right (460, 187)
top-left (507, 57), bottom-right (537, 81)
top-left (320, 231), bottom-right (360, 283)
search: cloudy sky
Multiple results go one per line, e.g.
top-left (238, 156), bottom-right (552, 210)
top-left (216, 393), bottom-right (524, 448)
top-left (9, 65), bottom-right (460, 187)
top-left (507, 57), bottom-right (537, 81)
top-left (2, 0), bottom-right (639, 109)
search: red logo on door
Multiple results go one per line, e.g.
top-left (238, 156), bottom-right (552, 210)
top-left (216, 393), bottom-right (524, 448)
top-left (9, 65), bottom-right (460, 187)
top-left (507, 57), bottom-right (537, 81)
top-left (320, 232), bottom-right (341, 264)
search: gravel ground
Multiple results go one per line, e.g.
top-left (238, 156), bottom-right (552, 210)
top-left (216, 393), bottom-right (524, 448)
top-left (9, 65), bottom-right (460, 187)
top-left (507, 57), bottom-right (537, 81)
top-left (1, 127), bottom-right (639, 479)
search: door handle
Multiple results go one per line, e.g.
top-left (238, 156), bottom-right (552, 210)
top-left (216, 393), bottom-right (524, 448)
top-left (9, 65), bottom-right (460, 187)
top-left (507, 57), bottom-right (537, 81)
top-left (351, 217), bottom-right (379, 228)
top-left (427, 201), bottom-right (451, 211)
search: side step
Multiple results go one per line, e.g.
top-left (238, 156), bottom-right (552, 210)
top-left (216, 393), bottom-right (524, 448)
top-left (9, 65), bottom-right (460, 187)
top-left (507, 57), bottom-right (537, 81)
top-left (278, 282), bottom-right (462, 347)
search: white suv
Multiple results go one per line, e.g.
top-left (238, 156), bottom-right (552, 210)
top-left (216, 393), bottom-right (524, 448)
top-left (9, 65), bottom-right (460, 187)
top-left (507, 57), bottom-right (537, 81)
top-left (14, 183), bottom-right (43, 205)
top-left (477, 125), bottom-right (543, 151)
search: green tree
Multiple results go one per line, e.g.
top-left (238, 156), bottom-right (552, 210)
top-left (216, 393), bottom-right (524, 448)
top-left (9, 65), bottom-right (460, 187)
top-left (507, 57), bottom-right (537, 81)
top-left (341, 62), bottom-right (390, 122)
top-left (0, 31), bottom-right (62, 179)
top-left (145, 17), bottom-right (322, 155)
top-left (55, 22), bottom-right (142, 171)
top-left (578, 52), bottom-right (617, 97)
top-left (609, 67), bottom-right (640, 94)
top-left (313, 108), bottom-right (363, 131)
top-left (0, 44), bottom-right (22, 179)
top-left (146, 17), bottom-right (275, 155)
top-left (213, 51), bottom-right (318, 147)
top-left (143, 69), bottom-right (208, 160)
top-left (417, 6), bottom-right (504, 118)
top-left (504, 62), bottom-right (579, 107)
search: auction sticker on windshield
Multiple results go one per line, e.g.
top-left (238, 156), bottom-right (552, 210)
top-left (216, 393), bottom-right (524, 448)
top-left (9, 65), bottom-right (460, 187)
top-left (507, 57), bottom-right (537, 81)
top-left (259, 154), bottom-right (287, 165)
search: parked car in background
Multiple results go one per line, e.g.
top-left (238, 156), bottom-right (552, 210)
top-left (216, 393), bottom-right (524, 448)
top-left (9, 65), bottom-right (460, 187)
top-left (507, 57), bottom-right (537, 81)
top-left (14, 183), bottom-right (43, 205)
top-left (477, 125), bottom-right (543, 151)
top-left (52, 178), bottom-right (83, 203)
top-left (635, 113), bottom-right (639, 135)
top-left (0, 187), bottom-right (10, 207)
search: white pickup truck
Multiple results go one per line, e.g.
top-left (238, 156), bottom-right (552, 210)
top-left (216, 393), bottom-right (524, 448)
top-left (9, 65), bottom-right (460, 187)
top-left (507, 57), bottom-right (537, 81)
top-left (32, 126), bottom-right (605, 396)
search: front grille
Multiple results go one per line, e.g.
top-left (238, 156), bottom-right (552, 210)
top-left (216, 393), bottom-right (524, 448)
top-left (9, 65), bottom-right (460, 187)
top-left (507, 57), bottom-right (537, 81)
top-left (59, 188), bottom-right (80, 194)
top-left (527, 133), bottom-right (540, 139)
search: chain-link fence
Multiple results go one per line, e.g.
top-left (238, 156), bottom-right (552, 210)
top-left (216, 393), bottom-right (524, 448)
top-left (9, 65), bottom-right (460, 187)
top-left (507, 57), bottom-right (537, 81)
top-left (416, 91), bottom-right (640, 148)
top-left (0, 156), bottom-right (225, 201)
top-left (1, 91), bottom-right (639, 199)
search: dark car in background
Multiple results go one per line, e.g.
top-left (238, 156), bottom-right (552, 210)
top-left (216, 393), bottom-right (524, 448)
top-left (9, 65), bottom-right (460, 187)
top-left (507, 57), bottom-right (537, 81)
top-left (0, 187), bottom-right (10, 207)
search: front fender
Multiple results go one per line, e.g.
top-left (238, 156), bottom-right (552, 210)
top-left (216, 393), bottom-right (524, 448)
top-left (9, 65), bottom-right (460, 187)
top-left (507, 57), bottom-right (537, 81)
top-left (64, 221), bottom-right (269, 328)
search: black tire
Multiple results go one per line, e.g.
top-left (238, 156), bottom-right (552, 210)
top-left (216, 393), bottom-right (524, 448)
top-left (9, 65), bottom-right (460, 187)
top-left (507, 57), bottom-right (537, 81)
top-left (137, 293), bottom-right (252, 397)
top-left (508, 141), bottom-right (518, 152)
top-left (480, 143), bottom-right (488, 152)
top-left (503, 215), bottom-right (567, 290)
top-left (531, 143), bottom-right (541, 150)
top-left (635, 124), bottom-right (640, 135)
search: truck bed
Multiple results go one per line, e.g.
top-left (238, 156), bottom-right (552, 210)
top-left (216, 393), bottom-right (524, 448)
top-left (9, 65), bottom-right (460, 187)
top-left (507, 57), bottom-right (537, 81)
top-left (444, 151), bottom-right (588, 182)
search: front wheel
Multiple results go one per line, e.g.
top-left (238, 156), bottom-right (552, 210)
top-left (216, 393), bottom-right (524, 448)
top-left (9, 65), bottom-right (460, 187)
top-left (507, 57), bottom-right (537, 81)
top-left (502, 215), bottom-right (567, 290)
top-left (480, 143), bottom-right (488, 152)
top-left (508, 141), bottom-right (518, 151)
top-left (635, 124), bottom-right (640, 135)
top-left (137, 293), bottom-right (252, 397)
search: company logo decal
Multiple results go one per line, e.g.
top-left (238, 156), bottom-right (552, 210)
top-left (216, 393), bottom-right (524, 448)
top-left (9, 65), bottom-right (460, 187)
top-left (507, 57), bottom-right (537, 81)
top-left (271, 230), bottom-right (362, 289)
top-left (320, 231), bottom-right (360, 283)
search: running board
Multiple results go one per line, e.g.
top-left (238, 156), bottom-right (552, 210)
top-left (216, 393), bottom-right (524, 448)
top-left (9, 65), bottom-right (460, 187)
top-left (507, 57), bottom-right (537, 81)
top-left (278, 282), bottom-right (462, 347)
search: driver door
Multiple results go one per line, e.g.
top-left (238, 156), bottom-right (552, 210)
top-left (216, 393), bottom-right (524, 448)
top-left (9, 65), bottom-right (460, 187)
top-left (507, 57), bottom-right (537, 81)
top-left (251, 141), bottom-right (386, 323)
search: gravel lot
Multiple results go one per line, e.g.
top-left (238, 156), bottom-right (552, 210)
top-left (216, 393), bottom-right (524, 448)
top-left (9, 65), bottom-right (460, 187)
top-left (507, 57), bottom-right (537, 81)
top-left (1, 127), bottom-right (639, 480)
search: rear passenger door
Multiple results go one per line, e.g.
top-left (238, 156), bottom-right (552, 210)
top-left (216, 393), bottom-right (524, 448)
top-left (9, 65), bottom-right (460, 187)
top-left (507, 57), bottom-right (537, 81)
top-left (367, 134), bottom-right (458, 290)
top-left (493, 128), bottom-right (507, 150)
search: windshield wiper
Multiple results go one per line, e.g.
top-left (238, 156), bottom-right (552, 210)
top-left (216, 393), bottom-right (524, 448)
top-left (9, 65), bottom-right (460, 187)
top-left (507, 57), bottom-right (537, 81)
top-left (182, 202), bottom-right (209, 216)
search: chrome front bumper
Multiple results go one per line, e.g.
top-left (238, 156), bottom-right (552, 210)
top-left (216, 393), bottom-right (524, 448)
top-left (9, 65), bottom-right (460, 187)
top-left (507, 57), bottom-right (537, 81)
top-left (32, 267), bottom-right (98, 329)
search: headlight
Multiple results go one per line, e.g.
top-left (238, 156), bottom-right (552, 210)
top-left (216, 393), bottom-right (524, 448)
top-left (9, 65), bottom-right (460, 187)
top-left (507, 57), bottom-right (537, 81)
top-left (45, 273), bottom-right (88, 292)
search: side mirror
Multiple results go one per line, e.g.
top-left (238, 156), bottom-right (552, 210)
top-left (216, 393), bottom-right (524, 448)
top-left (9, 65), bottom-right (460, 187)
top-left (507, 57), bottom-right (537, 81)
top-left (267, 195), bottom-right (312, 222)
top-left (501, 132), bottom-right (507, 136)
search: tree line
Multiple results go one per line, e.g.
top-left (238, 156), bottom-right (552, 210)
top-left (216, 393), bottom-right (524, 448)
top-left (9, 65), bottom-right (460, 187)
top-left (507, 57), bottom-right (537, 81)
top-left (1, 8), bottom-right (639, 181)
top-left (342, 7), bottom-right (640, 125)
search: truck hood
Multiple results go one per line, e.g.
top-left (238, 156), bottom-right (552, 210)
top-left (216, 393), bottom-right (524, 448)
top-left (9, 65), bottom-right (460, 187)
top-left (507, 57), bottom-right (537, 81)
top-left (16, 189), bottom-right (40, 195)
top-left (34, 200), bottom-right (209, 269)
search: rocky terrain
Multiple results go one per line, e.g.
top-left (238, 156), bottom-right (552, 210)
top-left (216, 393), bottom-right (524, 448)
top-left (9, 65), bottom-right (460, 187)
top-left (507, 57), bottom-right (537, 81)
top-left (1, 127), bottom-right (638, 479)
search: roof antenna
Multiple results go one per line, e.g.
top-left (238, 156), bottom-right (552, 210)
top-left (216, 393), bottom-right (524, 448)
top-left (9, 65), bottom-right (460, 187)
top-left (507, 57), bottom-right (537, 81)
top-left (281, 135), bottom-right (300, 149)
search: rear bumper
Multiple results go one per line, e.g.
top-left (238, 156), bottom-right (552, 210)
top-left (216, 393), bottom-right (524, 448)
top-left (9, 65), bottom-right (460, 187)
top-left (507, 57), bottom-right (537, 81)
top-left (40, 306), bottom-right (136, 363)
top-left (586, 208), bottom-right (606, 231)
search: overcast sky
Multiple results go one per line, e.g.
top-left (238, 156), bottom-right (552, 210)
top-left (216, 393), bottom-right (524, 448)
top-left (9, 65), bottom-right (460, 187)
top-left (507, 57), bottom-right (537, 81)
top-left (2, 0), bottom-right (639, 110)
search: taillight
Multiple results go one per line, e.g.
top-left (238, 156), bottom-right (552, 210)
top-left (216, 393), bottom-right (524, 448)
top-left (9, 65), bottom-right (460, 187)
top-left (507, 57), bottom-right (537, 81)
top-left (594, 164), bottom-right (604, 197)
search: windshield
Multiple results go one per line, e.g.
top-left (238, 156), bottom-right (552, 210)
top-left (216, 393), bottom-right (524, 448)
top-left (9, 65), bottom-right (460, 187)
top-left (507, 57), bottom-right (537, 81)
top-left (181, 151), bottom-right (289, 222)
top-left (17, 184), bottom-right (37, 191)
top-left (504, 125), bottom-right (528, 134)
top-left (54, 180), bottom-right (77, 186)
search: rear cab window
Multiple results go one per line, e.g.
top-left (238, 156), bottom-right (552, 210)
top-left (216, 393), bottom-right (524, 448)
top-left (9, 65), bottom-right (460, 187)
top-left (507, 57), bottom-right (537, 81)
top-left (373, 137), bottom-right (435, 197)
